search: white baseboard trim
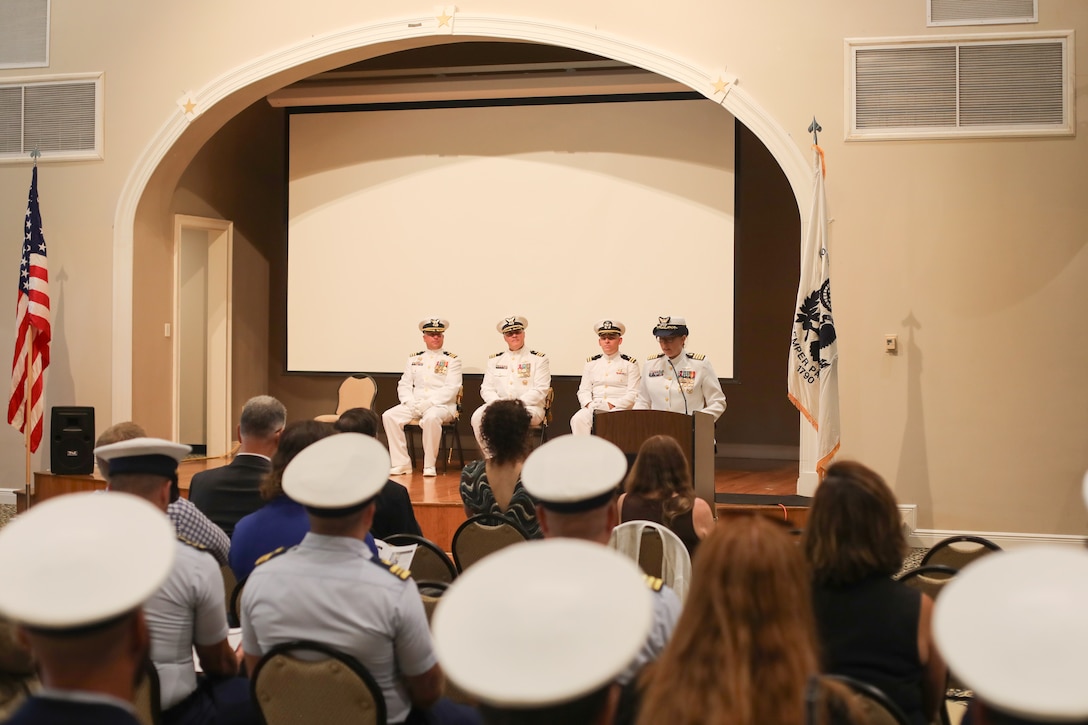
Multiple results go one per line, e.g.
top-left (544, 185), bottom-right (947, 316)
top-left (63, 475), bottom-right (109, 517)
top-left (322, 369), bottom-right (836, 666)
top-left (0, 489), bottom-right (19, 506)
top-left (906, 527), bottom-right (1086, 550)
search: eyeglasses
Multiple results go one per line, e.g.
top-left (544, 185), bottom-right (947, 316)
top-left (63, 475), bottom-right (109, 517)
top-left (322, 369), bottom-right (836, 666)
top-left (424, 331), bottom-right (444, 337)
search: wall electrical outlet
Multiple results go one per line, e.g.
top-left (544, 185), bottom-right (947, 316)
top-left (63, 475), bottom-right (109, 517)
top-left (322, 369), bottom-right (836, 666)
top-left (884, 334), bottom-right (898, 353)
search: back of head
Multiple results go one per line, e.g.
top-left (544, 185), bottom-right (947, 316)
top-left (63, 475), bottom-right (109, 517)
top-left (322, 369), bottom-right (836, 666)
top-left (239, 395), bottom-right (287, 440)
top-left (261, 419), bottom-right (336, 500)
top-left (802, 460), bottom-right (906, 586)
top-left (624, 435), bottom-right (693, 525)
top-left (638, 515), bottom-right (819, 725)
top-left (94, 421), bottom-right (147, 478)
top-left (333, 407), bottom-right (379, 437)
top-left (482, 400), bottom-right (531, 465)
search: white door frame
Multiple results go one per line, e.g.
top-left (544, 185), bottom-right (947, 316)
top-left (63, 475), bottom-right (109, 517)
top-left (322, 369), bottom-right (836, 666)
top-left (172, 214), bottom-right (233, 457)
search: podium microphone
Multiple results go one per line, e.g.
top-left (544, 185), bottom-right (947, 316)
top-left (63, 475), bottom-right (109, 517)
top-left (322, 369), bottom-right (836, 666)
top-left (667, 357), bottom-right (689, 415)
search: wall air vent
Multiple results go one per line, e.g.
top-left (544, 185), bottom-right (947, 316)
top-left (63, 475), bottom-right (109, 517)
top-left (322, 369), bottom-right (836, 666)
top-left (928, 0), bottom-right (1036, 27)
top-left (846, 32), bottom-right (1072, 140)
top-left (0, 74), bottom-right (102, 162)
top-left (0, 0), bottom-right (49, 69)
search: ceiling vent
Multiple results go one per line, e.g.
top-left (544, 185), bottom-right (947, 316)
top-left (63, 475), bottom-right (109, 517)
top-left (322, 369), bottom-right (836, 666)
top-left (0, 0), bottom-right (49, 69)
top-left (0, 74), bottom-right (102, 162)
top-left (846, 32), bottom-right (1072, 140)
top-left (928, 0), bottom-right (1037, 27)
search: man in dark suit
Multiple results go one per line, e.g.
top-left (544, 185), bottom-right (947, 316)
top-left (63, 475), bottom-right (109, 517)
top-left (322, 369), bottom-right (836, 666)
top-left (189, 395), bottom-right (285, 537)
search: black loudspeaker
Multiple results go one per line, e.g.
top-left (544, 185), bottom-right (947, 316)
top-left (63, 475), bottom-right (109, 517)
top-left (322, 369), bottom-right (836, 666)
top-left (50, 406), bottom-right (95, 475)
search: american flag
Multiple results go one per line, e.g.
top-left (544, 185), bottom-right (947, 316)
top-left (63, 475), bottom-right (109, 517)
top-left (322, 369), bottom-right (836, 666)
top-left (8, 167), bottom-right (51, 453)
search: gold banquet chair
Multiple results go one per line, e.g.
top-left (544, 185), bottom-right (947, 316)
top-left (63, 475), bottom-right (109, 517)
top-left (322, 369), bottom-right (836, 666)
top-left (451, 513), bottom-right (529, 573)
top-left (251, 640), bottom-right (387, 725)
top-left (381, 534), bottom-right (457, 585)
top-left (920, 534), bottom-right (1001, 571)
top-left (528, 387), bottom-right (554, 447)
top-left (822, 674), bottom-right (911, 725)
top-left (314, 374), bottom-right (378, 423)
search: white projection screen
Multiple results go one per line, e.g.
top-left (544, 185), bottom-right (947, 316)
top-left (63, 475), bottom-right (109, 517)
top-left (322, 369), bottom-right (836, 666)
top-left (287, 97), bottom-right (736, 377)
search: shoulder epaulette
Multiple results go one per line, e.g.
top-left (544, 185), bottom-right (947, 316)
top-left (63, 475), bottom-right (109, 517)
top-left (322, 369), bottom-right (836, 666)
top-left (373, 558), bottom-right (411, 581)
top-left (412, 350), bottom-right (425, 356)
top-left (443, 351), bottom-right (458, 359)
top-left (490, 351), bottom-right (504, 359)
top-left (254, 546), bottom-right (287, 567)
top-left (621, 354), bottom-right (635, 362)
top-left (643, 573), bottom-right (664, 592)
top-left (588, 353), bottom-right (602, 362)
top-left (531, 350), bottom-right (546, 357)
top-left (648, 353), bottom-right (664, 360)
top-left (177, 534), bottom-right (207, 551)
top-left (686, 352), bottom-right (706, 361)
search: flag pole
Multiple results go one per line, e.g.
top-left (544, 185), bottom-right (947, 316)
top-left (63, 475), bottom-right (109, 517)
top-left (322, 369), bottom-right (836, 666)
top-left (23, 343), bottom-right (31, 508)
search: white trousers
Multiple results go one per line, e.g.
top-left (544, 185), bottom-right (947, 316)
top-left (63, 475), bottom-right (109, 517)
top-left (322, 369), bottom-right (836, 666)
top-left (470, 401), bottom-right (544, 454)
top-left (382, 404), bottom-right (454, 469)
top-left (569, 407), bottom-right (599, 436)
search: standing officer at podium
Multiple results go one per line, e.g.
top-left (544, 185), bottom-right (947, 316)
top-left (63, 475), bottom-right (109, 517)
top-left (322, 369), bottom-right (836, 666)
top-left (635, 316), bottom-right (726, 420)
top-left (383, 318), bottom-right (463, 477)
top-left (471, 316), bottom-right (550, 452)
top-left (570, 320), bottom-right (641, 435)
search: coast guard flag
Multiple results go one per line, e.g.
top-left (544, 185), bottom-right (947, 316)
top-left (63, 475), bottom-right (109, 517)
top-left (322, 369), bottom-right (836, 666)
top-left (8, 167), bottom-right (51, 453)
top-left (788, 146), bottom-right (839, 475)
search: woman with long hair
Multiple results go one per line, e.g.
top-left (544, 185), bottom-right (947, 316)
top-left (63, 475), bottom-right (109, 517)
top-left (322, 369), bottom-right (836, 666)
top-left (618, 435), bottom-right (714, 554)
top-left (459, 399), bottom-right (541, 538)
top-left (803, 461), bottom-right (946, 725)
top-left (636, 515), bottom-right (859, 725)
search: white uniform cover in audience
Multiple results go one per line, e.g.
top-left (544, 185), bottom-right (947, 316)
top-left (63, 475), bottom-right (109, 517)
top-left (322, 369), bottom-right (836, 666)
top-left (471, 316), bottom-right (550, 450)
top-left (432, 539), bottom-right (652, 725)
top-left (933, 546), bottom-right (1088, 725)
top-left (0, 493), bottom-right (175, 725)
top-left (520, 434), bottom-right (682, 685)
top-left (634, 316), bottom-right (726, 419)
top-left (570, 319), bottom-right (641, 436)
top-left (240, 433), bottom-right (477, 725)
top-left (383, 317), bottom-right (463, 477)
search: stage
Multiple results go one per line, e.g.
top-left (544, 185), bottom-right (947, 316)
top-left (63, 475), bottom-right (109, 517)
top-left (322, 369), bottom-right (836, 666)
top-left (19, 455), bottom-right (805, 551)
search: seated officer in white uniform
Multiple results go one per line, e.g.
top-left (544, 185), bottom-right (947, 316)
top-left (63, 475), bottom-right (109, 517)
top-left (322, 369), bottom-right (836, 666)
top-left (382, 317), bottom-right (463, 477)
top-left (240, 433), bottom-right (479, 725)
top-left (570, 320), bottom-right (641, 436)
top-left (520, 435), bottom-right (682, 686)
top-left (934, 546), bottom-right (1088, 725)
top-left (635, 316), bottom-right (727, 420)
top-left (93, 438), bottom-right (257, 725)
top-left (471, 316), bottom-right (550, 452)
top-left (432, 538), bottom-right (652, 725)
top-left (0, 493), bottom-right (176, 725)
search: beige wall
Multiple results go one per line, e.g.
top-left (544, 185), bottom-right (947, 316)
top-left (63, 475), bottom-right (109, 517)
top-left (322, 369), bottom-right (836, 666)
top-left (0, 1), bottom-right (1085, 536)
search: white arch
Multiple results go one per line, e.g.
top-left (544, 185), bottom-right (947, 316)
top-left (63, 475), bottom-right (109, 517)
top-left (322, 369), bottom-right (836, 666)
top-left (111, 11), bottom-right (816, 488)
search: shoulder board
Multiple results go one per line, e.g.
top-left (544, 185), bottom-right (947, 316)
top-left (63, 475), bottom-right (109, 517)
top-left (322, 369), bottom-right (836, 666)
top-left (643, 574), bottom-right (664, 593)
top-left (531, 350), bottom-right (546, 357)
top-left (443, 351), bottom-right (458, 359)
top-left (254, 546), bottom-right (287, 567)
top-left (372, 558), bottom-right (411, 581)
top-left (177, 534), bottom-right (207, 551)
top-left (621, 354), bottom-right (635, 362)
top-left (648, 353), bottom-right (664, 360)
top-left (686, 352), bottom-right (706, 360)
top-left (490, 351), bottom-right (504, 359)
top-left (588, 353), bottom-right (602, 362)
top-left (412, 350), bottom-right (425, 356)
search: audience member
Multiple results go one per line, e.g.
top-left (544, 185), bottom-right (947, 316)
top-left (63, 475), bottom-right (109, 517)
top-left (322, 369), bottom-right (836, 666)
top-left (228, 419), bottom-right (337, 580)
top-left (637, 515), bottom-right (861, 725)
top-left (470, 316), bottom-right (550, 453)
top-left (569, 319), bottom-right (641, 435)
top-left (803, 461), bottom-right (946, 725)
top-left (383, 317), bottom-right (463, 477)
top-left (190, 396), bottom-right (285, 536)
top-left (634, 316), bottom-right (726, 420)
top-left (96, 421), bottom-right (231, 567)
top-left (0, 493), bottom-right (175, 725)
top-left (618, 434), bottom-right (715, 555)
top-left (240, 433), bottom-right (479, 725)
top-left (432, 539), bottom-right (652, 725)
top-left (460, 400), bottom-right (541, 539)
top-left (934, 546), bottom-right (1088, 725)
top-left (335, 407), bottom-right (423, 540)
top-left (95, 438), bottom-right (257, 725)
top-left (521, 434), bottom-right (681, 686)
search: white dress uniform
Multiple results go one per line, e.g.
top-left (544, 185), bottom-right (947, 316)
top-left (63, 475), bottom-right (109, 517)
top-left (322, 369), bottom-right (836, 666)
top-left (241, 534), bottom-right (435, 725)
top-left (570, 352), bottom-right (641, 435)
top-left (470, 347), bottom-right (551, 445)
top-left (634, 349), bottom-right (727, 420)
top-left (144, 539), bottom-right (229, 710)
top-left (382, 348), bottom-right (462, 471)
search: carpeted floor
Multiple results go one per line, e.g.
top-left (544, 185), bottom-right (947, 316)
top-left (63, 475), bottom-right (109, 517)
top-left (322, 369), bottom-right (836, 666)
top-left (0, 505), bottom-right (14, 532)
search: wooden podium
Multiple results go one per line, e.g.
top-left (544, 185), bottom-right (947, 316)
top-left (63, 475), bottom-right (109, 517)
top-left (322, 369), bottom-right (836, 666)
top-left (593, 410), bottom-right (716, 510)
